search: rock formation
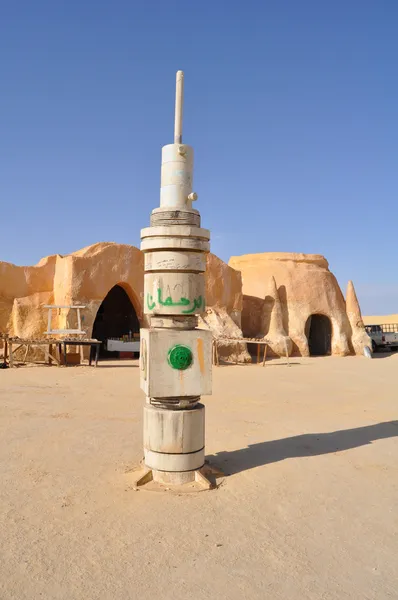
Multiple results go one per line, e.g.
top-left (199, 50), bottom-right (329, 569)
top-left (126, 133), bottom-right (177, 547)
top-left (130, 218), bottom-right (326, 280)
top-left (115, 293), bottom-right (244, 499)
top-left (346, 280), bottom-right (371, 355)
top-left (202, 253), bottom-right (250, 363)
top-left (260, 276), bottom-right (293, 357)
top-left (200, 308), bottom-right (250, 364)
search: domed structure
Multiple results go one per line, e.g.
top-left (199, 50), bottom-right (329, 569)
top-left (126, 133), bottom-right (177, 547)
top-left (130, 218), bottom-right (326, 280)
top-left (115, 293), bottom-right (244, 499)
top-left (0, 245), bottom-right (370, 361)
top-left (0, 243), bottom-right (246, 361)
top-left (229, 252), bottom-right (370, 357)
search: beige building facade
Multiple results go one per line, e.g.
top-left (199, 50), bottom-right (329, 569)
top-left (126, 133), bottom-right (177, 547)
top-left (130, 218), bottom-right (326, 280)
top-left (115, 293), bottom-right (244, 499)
top-left (0, 243), bottom-right (370, 360)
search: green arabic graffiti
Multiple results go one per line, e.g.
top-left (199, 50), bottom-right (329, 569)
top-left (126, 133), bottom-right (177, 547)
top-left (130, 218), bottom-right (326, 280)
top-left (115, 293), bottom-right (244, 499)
top-left (146, 289), bottom-right (203, 314)
top-left (147, 295), bottom-right (156, 310)
top-left (181, 295), bottom-right (203, 314)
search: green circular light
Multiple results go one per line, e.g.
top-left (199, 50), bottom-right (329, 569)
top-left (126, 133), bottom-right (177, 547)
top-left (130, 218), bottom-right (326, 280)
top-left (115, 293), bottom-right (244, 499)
top-left (168, 345), bottom-right (193, 370)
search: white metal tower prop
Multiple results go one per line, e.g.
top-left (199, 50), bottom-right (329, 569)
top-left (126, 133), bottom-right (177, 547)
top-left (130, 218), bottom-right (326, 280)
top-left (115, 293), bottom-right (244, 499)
top-left (137, 71), bottom-right (213, 488)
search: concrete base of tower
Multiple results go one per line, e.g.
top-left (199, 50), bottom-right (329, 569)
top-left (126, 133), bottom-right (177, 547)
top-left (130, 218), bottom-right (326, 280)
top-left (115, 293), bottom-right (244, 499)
top-left (143, 403), bottom-right (205, 473)
top-left (132, 462), bottom-right (224, 492)
top-left (144, 448), bottom-right (205, 472)
top-left (153, 468), bottom-right (203, 486)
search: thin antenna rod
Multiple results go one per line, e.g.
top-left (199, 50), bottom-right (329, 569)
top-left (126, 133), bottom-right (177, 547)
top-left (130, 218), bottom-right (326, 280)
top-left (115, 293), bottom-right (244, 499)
top-left (174, 70), bottom-right (184, 144)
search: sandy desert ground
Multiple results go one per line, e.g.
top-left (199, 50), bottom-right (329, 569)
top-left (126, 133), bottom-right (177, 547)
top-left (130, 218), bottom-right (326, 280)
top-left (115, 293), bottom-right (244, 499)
top-left (1, 354), bottom-right (397, 600)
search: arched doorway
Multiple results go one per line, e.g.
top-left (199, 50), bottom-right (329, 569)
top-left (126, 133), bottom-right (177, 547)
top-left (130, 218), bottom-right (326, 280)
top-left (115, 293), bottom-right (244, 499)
top-left (92, 285), bottom-right (140, 358)
top-left (306, 314), bottom-right (332, 356)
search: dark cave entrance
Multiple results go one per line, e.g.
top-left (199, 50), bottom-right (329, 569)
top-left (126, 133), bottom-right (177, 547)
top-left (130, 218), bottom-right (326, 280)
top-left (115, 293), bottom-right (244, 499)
top-left (92, 285), bottom-right (140, 358)
top-left (306, 314), bottom-right (332, 356)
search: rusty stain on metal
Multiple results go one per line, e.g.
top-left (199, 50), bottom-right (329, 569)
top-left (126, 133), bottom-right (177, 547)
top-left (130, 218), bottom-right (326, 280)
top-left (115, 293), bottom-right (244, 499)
top-left (197, 337), bottom-right (205, 375)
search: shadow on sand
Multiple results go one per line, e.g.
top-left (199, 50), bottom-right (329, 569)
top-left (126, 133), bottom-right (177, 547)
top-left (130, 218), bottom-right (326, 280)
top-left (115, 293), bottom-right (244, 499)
top-left (207, 421), bottom-right (398, 475)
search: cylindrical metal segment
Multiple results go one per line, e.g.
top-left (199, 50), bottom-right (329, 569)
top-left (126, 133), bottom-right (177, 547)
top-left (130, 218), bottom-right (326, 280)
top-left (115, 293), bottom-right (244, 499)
top-left (141, 236), bottom-right (210, 252)
top-left (149, 397), bottom-right (200, 409)
top-left (144, 251), bottom-right (206, 273)
top-left (152, 206), bottom-right (199, 218)
top-left (161, 144), bottom-right (193, 168)
top-left (160, 144), bottom-right (193, 208)
top-left (144, 272), bottom-right (205, 315)
top-left (150, 208), bottom-right (200, 228)
top-left (144, 448), bottom-right (205, 472)
top-left (174, 71), bottom-right (184, 144)
top-left (143, 404), bottom-right (205, 453)
top-left (149, 316), bottom-right (198, 329)
top-left (141, 225), bottom-right (209, 240)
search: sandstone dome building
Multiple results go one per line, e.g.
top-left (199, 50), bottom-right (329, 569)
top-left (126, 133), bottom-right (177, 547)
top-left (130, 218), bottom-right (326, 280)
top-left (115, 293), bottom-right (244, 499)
top-left (230, 252), bottom-right (369, 357)
top-left (0, 242), bottom-right (369, 361)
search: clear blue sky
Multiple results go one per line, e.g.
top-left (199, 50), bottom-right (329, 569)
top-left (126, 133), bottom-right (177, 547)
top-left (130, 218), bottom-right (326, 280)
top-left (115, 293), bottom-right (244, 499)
top-left (1, 1), bottom-right (397, 314)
